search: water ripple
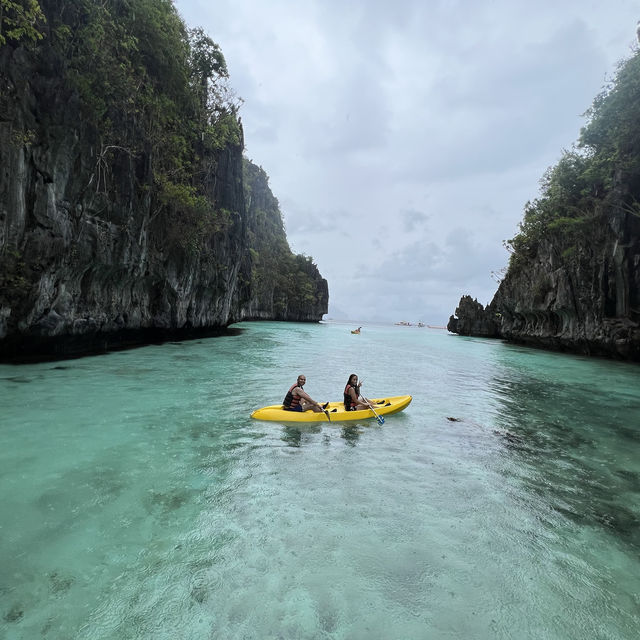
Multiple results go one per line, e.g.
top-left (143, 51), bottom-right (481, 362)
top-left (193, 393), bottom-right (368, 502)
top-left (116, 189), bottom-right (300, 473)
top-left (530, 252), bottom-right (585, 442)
top-left (0, 322), bottom-right (638, 639)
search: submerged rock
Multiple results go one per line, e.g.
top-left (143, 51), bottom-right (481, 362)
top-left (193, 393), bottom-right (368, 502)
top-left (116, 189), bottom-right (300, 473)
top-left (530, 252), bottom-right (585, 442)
top-left (4, 604), bottom-right (24, 623)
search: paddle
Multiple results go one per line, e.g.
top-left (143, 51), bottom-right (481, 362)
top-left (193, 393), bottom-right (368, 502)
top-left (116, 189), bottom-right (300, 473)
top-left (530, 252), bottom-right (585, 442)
top-left (363, 396), bottom-right (385, 425)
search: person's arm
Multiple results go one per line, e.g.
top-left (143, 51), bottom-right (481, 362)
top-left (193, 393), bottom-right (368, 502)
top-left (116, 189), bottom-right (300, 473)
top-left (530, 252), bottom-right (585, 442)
top-left (295, 387), bottom-right (321, 408)
top-left (348, 387), bottom-right (359, 403)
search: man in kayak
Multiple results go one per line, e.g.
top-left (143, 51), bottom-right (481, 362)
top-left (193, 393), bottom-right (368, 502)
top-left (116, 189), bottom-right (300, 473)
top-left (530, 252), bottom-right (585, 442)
top-left (283, 375), bottom-right (328, 412)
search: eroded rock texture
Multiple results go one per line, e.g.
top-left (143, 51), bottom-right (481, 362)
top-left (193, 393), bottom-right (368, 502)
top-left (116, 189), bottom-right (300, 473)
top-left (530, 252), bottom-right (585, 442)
top-left (449, 205), bottom-right (640, 360)
top-left (0, 19), bottom-right (327, 361)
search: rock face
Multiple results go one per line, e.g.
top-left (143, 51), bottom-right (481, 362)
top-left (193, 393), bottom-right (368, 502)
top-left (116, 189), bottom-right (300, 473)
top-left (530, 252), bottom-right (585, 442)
top-left (449, 204), bottom-right (640, 361)
top-left (495, 205), bottom-right (640, 359)
top-left (0, 45), bottom-right (246, 360)
top-left (240, 159), bottom-right (328, 322)
top-left (448, 46), bottom-right (640, 362)
top-left (447, 295), bottom-right (499, 337)
top-left (0, 16), bottom-right (327, 361)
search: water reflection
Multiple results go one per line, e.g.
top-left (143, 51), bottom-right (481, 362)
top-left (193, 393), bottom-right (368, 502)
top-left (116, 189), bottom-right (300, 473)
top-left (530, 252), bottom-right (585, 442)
top-left (488, 355), bottom-right (640, 549)
top-left (279, 422), bottom-right (367, 447)
top-left (340, 424), bottom-right (361, 446)
top-left (281, 425), bottom-right (302, 447)
top-left (280, 423), bottom-right (322, 447)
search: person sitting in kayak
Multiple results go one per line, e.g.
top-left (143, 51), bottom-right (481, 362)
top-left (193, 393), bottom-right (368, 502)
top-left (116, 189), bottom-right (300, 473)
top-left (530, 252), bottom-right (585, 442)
top-left (283, 375), bottom-right (328, 412)
top-left (343, 373), bottom-right (372, 410)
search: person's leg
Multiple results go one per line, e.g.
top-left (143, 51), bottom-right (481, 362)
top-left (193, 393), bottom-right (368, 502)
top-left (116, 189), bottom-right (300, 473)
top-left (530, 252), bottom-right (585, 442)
top-left (300, 399), bottom-right (323, 412)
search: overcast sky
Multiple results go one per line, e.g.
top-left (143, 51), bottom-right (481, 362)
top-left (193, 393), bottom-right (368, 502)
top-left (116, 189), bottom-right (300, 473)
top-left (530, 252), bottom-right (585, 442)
top-left (176, 0), bottom-right (639, 324)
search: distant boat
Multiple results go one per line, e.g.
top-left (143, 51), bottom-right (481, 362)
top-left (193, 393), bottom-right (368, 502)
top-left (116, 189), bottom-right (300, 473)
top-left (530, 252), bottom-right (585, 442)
top-left (351, 326), bottom-right (362, 334)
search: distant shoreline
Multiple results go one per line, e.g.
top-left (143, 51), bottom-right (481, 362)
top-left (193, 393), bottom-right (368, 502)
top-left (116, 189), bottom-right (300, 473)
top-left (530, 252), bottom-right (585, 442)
top-left (321, 319), bottom-right (448, 330)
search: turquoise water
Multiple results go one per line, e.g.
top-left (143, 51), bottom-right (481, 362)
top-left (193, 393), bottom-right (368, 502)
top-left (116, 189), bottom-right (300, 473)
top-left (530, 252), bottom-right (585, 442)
top-left (1, 321), bottom-right (639, 640)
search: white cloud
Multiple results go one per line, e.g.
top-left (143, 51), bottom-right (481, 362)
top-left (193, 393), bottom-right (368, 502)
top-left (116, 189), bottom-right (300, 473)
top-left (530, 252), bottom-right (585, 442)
top-left (176, 0), bottom-right (640, 323)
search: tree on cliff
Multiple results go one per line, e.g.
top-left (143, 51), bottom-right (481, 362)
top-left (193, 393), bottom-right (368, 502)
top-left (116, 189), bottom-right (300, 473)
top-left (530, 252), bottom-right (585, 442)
top-left (506, 50), bottom-right (640, 272)
top-left (37, 0), bottom-right (243, 249)
top-left (0, 0), bottom-right (45, 46)
top-left (0, 0), bottom-right (328, 360)
top-left (580, 51), bottom-right (640, 201)
top-left (243, 158), bottom-right (329, 319)
top-left (451, 48), bottom-right (640, 359)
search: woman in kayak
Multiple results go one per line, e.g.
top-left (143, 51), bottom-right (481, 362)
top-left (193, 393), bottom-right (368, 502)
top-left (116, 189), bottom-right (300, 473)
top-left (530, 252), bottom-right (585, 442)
top-left (343, 373), bottom-right (372, 410)
top-left (283, 375), bottom-right (328, 412)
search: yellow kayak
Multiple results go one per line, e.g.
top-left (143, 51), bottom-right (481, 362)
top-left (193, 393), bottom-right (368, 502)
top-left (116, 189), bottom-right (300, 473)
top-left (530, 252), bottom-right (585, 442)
top-left (251, 395), bottom-right (412, 423)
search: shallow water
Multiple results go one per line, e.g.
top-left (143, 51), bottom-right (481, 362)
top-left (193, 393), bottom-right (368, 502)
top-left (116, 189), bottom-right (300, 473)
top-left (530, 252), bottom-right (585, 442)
top-left (1, 321), bottom-right (639, 639)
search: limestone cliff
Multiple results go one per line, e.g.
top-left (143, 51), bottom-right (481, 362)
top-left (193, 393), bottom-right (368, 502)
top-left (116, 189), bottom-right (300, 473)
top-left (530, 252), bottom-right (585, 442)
top-left (493, 203), bottom-right (640, 359)
top-left (0, 0), bottom-right (327, 361)
top-left (447, 295), bottom-right (499, 338)
top-left (448, 203), bottom-right (640, 360)
top-left (448, 49), bottom-right (640, 362)
top-left (241, 159), bottom-right (328, 321)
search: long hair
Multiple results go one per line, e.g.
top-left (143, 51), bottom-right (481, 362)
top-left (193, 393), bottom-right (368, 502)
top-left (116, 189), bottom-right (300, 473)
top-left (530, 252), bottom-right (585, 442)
top-left (345, 373), bottom-right (359, 391)
top-left (344, 373), bottom-right (360, 409)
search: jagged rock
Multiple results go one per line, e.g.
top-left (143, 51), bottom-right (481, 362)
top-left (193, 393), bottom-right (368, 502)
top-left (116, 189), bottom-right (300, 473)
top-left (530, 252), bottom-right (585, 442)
top-left (447, 295), bottom-right (499, 337)
top-left (493, 212), bottom-right (640, 359)
top-left (0, 17), bottom-right (327, 361)
top-left (0, 41), bottom-right (247, 360)
top-left (448, 206), bottom-right (640, 361)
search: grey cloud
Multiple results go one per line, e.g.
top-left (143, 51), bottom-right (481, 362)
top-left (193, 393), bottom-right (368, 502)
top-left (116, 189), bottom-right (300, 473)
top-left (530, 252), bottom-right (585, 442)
top-left (283, 200), bottom-right (347, 236)
top-left (361, 228), bottom-right (502, 294)
top-left (401, 209), bottom-right (429, 232)
top-left (384, 25), bottom-right (609, 184)
top-left (175, 0), bottom-right (639, 323)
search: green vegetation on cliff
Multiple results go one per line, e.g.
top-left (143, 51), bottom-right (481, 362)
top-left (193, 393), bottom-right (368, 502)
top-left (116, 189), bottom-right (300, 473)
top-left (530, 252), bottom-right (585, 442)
top-left (1, 0), bottom-right (327, 340)
top-left (243, 158), bottom-right (328, 318)
top-left (453, 48), bottom-right (640, 359)
top-left (507, 50), bottom-right (640, 272)
top-left (34, 0), bottom-right (242, 244)
top-left (0, 0), bottom-right (46, 45)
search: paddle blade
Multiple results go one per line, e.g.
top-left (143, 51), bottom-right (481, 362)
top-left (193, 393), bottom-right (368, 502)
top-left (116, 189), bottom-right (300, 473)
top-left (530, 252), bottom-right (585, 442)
top-left (377, 416), bottom-right (385, 425)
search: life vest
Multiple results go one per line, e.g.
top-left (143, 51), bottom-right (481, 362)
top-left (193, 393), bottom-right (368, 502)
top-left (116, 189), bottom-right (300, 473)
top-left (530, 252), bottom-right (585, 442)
top-left (283, 383), bottom-right (301, 409)
top-left (344, 384), bottom-right (359, 410)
